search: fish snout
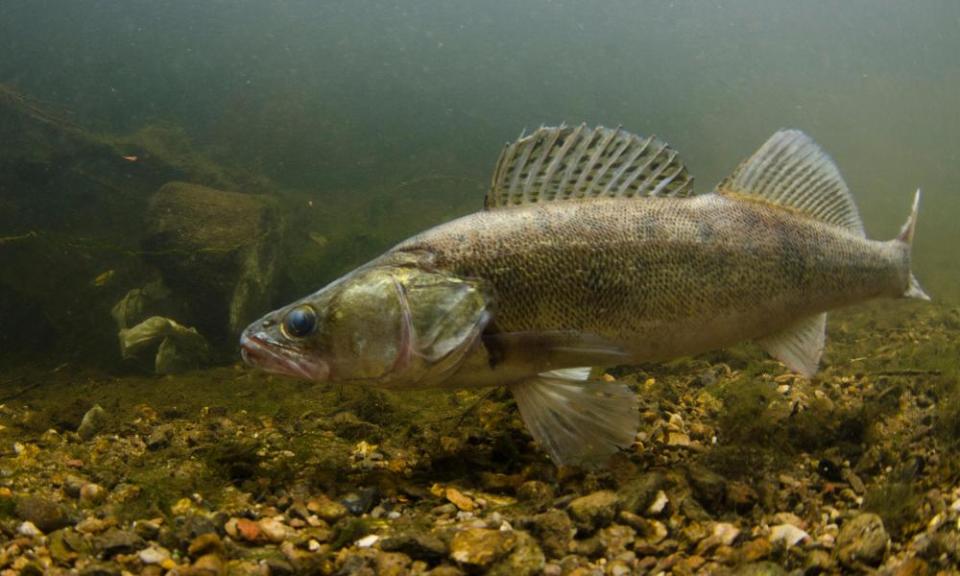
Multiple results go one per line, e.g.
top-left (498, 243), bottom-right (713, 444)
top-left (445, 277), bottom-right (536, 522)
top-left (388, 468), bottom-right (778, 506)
top-left (239, 331), bottom-right (330, 381)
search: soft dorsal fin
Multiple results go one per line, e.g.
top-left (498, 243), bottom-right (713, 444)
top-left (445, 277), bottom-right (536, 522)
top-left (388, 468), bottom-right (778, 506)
top-left (485, 124), bottom-right (694, 209)
top-left (718, 130), bottom-right (865, 237)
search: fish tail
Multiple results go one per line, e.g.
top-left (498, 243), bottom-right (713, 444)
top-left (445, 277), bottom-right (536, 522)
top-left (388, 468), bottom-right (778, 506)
top-left (896, 189), bottom-right (930, 301)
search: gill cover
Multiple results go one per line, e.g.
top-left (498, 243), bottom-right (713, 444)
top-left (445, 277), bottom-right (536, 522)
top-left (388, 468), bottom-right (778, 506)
top-left (326, 266), bottom-right (492, 387)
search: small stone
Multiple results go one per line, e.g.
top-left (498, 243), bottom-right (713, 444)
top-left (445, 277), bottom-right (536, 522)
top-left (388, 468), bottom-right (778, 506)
top-left (357, 534), bottom-right (381, 548)
top-left (133, 519), bottom-right (162, 540)
top-left (77, 404), bottom-right (108, 440)
top-left (188, 532), bottom-right (224, 558)
top-left (94, 528), bottom-right (144, 557)
top-left (647, 490), bottom-right (669, 515)
top-left (380, 532), bottom-right (448, 560)
top-left (192, 553), bottom-right (224, 575)
top-left (48, 529), bottom-right (78, 563)
top-left (740, 538), bottom-right (773, 562)
top-left (15, 495), bottom-right (71, 532)
top-left (445, 487), bottom-right (476, 512)
top-left (726, 481), bottom-right (758, 511)
top-left (768, 523), bottom-right (809, 548)
top-left (139, 546), bottom-right (171, 565)
top-left (516, 481), bottom-right (554, 508)
top-left (567, 490), bottom-right (621, 532)
top-left (713, 522), bottom-right (741, 546)
top-left (836, 513), bottom-right (889, 567)
top-left (686, 464), bottom-right (727, 513)
top-left (234, 518), bottom-right (261, 542)
top-left (449, 528), bottom-right (518, 567)
top-left (667, 431), bottom-right (692, 446)
top-left (618, 472), bottom-right (666, 514)
top-left (79, 483), bottom-right (105, 505)
top-left (487, 530), bottom-right (544, 576)
top-left (376, 551), bottom-right (412, 576)
top-left (307, 495), bottom-right (348, 522)
top-left (18, 520), bottom-right (42, 537)
top-left (259, 517), bottom-right (290, 543)
top-left (146, 424), bottom-right (174, 450)
top-left (76, 516), bottom-right (112, 533)
top-left (522, 510), bottom-right (572, 559)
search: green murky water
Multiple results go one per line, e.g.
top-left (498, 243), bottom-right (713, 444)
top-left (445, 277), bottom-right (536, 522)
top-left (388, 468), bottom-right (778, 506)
top-left (1, 2), bottom-right (959, 574)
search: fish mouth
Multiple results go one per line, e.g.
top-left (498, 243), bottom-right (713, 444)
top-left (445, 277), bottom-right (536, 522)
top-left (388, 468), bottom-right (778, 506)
top-left (240, 332), bottom-right (330, 381)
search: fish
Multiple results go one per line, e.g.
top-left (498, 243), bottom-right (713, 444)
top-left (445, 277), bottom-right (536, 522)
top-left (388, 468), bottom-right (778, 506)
top-left (92, 269), bottom-right (115, 287)
top-left (240, 125), bottom-right (928, 467)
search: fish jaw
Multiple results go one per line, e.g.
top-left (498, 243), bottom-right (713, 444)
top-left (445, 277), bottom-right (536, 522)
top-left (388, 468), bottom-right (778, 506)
top-left (239, 330), bottom-right (330, 381)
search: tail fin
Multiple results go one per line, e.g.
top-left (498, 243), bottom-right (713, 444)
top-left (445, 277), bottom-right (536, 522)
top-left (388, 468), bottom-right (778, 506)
top-left (898, 189), bottom-right (930, 301)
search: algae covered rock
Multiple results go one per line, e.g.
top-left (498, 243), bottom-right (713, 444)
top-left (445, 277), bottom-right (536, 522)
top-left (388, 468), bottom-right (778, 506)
top-left (118, 316), bottom-right (208, 374)
top-left (143, 181), bottom-right (283, 344)
top-left (567, 490), bottom-right (621, 532)
top-left (836, 512), bottom-right (889, 567)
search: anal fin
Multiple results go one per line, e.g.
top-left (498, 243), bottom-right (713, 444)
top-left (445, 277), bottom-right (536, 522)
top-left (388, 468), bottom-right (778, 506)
top-left (757, 313), bottom-right (827, 377)
top-left (509, 371), bottom-right (638, 467)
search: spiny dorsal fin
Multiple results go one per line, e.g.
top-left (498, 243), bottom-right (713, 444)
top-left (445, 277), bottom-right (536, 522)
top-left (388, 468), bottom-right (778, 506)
top-left (486, 124), bottom-right (694, 209)
top-left (757, 312), bottom-right (827, 377)
top-left (719, 130), bottom-right (865, 237)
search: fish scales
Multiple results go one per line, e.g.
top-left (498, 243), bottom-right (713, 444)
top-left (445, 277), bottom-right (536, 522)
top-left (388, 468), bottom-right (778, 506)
top-left (393, 194), bottom-right (902, 362)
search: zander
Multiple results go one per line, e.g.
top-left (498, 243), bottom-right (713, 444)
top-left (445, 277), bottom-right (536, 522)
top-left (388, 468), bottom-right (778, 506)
top-left (241, 125), bottom-right (928, 466)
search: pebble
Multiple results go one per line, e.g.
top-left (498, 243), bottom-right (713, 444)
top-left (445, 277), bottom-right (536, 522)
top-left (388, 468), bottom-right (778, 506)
top-left (380, 532), bottom-right (448, 560)
top-left (15, 495), bottom-right (71, 533)
top-left (229, 517), bottom-right (261, 542)
top-left (836, 512), bottom-right (889, 567)
top-left (445, 487), bottom-right (476, 512)
top-left (449, 527), bottom-right (518, 567)
top-left (516, 481), bottom-right (554, 508)
top-left (259, 517), bottom-right (290, 543)
top-left (356, 534), bottom-right (381, 548)
top-left (77, 404), bottom-right (108, 440)
top-left (139, 546), bottom-right (171, 565)
top-left (567, 490), bottom-right (621, 532)
top-left (308, 495), bottom-right (348, 522)
top-left (768, 523), bottom-right (809, 548)
top-left (188, 532), bottom-right (224, 557)
top-left (647, 490), bottom-right (669, 515)
top-left (17, 521), bottom-right (42, 537)
top-left (79, 482), bottom-right (105, 505)
top-left (192, 553), bottom-right (224, 575)
top-left (94, 528), bottom-right (144, 557)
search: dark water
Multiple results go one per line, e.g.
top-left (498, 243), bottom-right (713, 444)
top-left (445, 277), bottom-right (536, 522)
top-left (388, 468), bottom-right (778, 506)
top-left (1, 0), bottom-right (958, 363)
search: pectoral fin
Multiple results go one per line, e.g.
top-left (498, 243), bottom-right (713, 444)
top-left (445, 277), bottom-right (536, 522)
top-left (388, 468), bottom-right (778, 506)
top-left (509, 370), bottom-right (638, 467)
top-left (757, 313), bottom-right (827, 377)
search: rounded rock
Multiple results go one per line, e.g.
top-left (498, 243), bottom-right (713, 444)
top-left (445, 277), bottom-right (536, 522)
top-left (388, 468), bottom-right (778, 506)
top-left (449, 528), bottom-right (518, 567)
top-left (836, 513), bottom-right (889, 567)
top-left (567, 490), bottom-right (621, 532)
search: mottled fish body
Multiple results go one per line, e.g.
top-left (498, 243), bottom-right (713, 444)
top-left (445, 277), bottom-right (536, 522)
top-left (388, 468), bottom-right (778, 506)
top-left (241, 125), bottom-right (927, 466)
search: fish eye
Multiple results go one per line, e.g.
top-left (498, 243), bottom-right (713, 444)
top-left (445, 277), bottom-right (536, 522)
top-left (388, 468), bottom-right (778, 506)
top-left (282, 305), bottom-right (317, 338)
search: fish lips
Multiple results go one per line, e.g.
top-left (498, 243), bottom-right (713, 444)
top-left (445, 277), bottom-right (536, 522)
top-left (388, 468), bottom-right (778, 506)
top-left (239, 332), bottom-right (330, 382)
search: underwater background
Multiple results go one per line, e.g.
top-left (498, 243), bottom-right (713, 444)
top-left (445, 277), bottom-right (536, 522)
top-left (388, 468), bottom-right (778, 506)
top-left (1, 1), bottom-right (960, 575)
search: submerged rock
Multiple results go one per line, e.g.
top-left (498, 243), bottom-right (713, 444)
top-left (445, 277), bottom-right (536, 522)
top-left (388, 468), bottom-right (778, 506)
top-left (118, 315), bottom-right (208, 374)
top-left (567, 490), bottom-right (621, 532)
top-left (77, 404), bottom-right (108, 440)
top-left (143, 181), bottom-right (284, 344)
top-left (449, 527), bottom-right (518, 567)
top-left (836, 512), bottom-right (889, 567)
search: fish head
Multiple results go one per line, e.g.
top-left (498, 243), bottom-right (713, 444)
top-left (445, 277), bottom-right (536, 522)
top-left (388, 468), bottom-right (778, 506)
top-left (240, 264), bottom-right (492, 387)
